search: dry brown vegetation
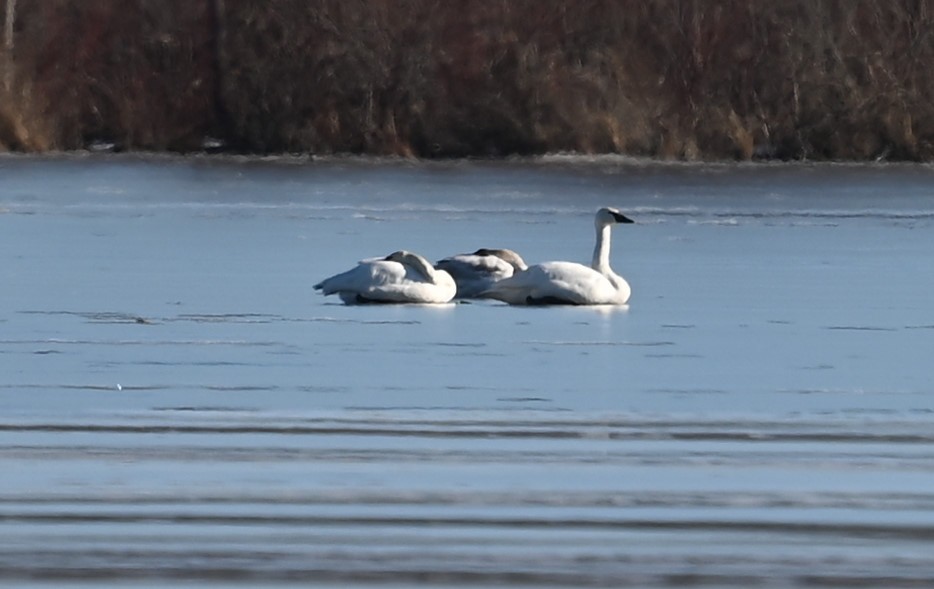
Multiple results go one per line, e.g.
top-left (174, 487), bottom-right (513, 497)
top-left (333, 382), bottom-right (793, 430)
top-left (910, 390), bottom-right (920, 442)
top-left (2, 0), bottom-right (934, 160)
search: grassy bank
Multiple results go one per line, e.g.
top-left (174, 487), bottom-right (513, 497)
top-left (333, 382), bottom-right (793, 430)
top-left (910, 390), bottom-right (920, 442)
top-left (2, 0), bottom-right (933, 160)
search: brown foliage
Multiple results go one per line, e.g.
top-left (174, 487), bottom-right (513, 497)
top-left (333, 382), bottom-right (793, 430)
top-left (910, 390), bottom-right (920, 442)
top-left (4, 0), bottom-right (216, 150)
top-left (2, 0), bottom-right (934, 159)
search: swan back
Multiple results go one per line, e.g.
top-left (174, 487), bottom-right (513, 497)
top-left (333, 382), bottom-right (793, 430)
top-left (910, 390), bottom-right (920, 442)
top-left (471, 248), bottom-right (528, 272)
top-left (435, 247), bottom-right (528, 298)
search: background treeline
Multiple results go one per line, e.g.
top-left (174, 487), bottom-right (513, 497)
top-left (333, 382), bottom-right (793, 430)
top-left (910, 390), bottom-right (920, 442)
top-left (2, 0), bottom-right (933, 160)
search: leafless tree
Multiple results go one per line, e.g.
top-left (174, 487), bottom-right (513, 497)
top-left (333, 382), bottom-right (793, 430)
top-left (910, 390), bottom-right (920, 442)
top-left (3, 0), bottom-right (15, 91)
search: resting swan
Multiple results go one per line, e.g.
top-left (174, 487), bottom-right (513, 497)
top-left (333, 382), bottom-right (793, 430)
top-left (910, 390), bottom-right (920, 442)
top-left (482, 208), bottom-right (634, 305)
top-left (435, 248), bottom-right (528, 298)
top-left (314, 250), bottom-right (456, 304)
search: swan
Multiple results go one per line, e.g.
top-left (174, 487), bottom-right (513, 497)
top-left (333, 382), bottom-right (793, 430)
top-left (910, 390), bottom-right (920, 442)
top-left (314, 250), bottom-right (456, 304)
top-left (481, 207), bottom-right (634, 305)
top-left (435, 248), bottom-right (528, 298)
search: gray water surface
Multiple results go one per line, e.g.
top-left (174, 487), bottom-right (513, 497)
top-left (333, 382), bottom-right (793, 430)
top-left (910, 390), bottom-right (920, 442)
top-left (2, 154), bottom-right (934, 587)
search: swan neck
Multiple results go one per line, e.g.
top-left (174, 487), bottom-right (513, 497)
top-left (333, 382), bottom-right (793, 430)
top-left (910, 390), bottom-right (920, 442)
top-left (405, 254), bottom-right (438, 282)
top-left (592, 223), bottom-right (613, 272)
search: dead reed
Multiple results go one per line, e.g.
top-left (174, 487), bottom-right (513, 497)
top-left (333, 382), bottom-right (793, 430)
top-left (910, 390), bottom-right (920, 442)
top-left (2, 0), bottom-right (932, 159)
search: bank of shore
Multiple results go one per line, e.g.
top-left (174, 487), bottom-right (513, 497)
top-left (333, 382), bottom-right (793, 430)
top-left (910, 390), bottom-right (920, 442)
top-left (2, 1), bottom-right (933, 161)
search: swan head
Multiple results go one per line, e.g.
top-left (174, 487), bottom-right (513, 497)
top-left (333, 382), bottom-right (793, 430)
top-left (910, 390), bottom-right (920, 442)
top-left (383, 250), bottom-right (440, 282)
top-left (383, 250), bottom-right (414, 262)
top-left (471, 248), bottom-right (529, 271)
top-left (596, 207), bottom-right (634, 228)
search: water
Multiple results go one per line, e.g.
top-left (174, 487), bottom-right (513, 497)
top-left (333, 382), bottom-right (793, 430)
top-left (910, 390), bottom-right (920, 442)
top-left (2, 153), bottom-right (934, 587)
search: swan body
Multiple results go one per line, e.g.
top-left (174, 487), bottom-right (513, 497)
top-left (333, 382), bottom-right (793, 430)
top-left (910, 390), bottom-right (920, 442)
top-left (482, 208), bottom-right (634, 305)
top-left (314, 250), bottom-right (456, 304)
top-left (435, 248), bottom-right (528, 298)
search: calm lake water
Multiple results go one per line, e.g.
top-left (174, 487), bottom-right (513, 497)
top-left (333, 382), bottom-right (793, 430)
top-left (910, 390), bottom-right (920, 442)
top-left (2, 153), bottom-right (934, 587)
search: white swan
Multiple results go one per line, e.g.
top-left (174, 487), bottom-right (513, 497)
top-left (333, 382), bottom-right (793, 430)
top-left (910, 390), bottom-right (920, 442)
top-left (314, 250), bottom-right (456, 304)
top-left (435, 248), bottom-right (528, 298)
top-left (481, 208), bottom-right (634, 305)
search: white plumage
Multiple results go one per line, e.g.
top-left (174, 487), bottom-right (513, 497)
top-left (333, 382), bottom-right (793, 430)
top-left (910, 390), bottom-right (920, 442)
top-left (314, 250), bottom-right (456, 304)
top-left (481, 208), bottom-right (634, 305)
top-left (435, 248), bottom-right (528, 298)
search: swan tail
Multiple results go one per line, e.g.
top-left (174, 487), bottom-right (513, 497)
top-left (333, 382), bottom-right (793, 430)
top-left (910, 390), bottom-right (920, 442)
top-left (315, 262), bottom-right (390, 296)
top-left (314, 275), bottom-right (343, 294)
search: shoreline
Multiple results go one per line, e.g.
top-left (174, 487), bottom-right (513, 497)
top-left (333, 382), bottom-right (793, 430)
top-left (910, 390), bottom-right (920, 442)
top-left (2, 2), bottom-right (933, 161)
top-left (4, 149), bottom-right (934, 171)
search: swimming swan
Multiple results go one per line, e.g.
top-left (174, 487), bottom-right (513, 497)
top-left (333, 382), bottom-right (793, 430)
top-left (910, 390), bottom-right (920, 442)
top-left (435, 248), bottom-right (528, 298)
top-left (314, 250), bottom-right (456, 304)
top-left (481, 208), bottom-right (634, 305)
